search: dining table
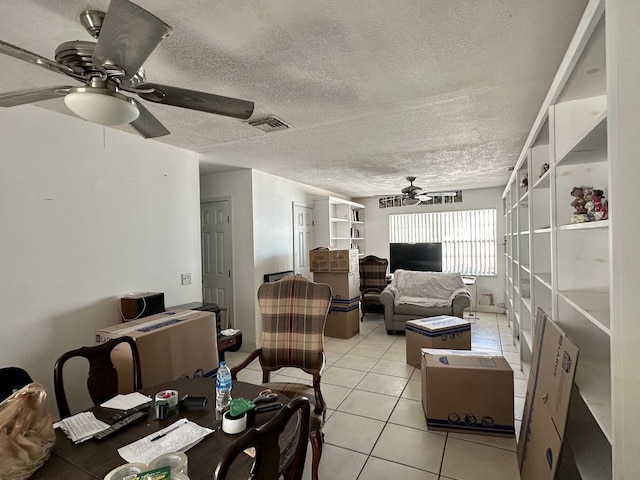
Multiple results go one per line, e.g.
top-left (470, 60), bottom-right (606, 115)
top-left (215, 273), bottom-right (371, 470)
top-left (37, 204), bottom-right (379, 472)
top-left (31, 378), bottom-right (297, 480)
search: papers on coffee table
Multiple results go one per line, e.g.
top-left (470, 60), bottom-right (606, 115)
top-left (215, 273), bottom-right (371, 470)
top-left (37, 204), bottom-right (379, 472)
top-left (117, 418), bottom-right (214, 464)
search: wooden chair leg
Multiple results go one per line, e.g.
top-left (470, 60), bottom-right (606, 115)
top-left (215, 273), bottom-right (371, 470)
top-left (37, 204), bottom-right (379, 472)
top-left (310, 427), bottom-right (323, 480)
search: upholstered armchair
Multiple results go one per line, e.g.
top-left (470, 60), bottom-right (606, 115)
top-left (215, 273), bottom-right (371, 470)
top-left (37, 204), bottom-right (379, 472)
top-left (230, 275), bottom-right (331, 480)
top-left (358, 255), bottom-right (389, 320)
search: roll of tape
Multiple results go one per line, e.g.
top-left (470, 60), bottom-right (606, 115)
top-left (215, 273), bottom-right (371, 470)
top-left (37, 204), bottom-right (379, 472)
top-left (103, 463), bottom-right (147, 480)
top-left (148, 452), bottom-right (188, 475)
top-left (155, 390), bottom-right (179, 408)
top-left (222, 411), bottom-right (247, 435)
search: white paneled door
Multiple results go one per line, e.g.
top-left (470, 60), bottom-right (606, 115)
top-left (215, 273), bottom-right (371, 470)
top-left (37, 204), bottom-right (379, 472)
top-left (293, 203), bottom-right (312, 279)
top-left (201, 200), bottom-right (233, 324)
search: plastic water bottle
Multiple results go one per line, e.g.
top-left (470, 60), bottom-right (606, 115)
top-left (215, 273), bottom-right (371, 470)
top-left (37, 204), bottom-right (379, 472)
top-left (216, 361), bottom-right (232, 412)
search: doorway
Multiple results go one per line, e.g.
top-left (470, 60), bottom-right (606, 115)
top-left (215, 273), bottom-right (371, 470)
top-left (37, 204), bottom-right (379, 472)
top-left (293, 203), bottom-right (312, 279)
top-left (201, 200), bottom-right (233, 325)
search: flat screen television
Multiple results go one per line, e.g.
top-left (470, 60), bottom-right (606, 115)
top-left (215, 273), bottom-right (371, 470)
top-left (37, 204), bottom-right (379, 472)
top-left (389, 242), bottom-right (443, 273)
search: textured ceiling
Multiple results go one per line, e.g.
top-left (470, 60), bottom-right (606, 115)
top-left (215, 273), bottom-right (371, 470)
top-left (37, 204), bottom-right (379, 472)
top-left (0, 0), bottom-right (589, 198)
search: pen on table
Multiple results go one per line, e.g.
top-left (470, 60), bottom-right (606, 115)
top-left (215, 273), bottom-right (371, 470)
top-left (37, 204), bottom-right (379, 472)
top-left (150, 420), bottom-right (186, 442)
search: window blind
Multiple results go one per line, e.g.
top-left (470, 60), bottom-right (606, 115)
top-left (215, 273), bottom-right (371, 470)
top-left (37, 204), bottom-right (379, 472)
top-left (389, 209), bottom-right (496, 275)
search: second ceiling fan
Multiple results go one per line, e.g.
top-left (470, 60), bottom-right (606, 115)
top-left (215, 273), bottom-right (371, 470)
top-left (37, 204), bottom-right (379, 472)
top-left (401, 177), bottom-right (428, 206)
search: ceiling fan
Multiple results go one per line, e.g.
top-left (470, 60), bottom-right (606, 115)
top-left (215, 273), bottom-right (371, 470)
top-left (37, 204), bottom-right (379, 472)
top-left (401, 176), bottom-right (429, 206)
top-left (0, 0), bottom-right (254, 139)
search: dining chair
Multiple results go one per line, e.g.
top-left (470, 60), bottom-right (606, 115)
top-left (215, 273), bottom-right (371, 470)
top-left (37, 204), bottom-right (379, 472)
top-left (0, 366), bottom-right (33, 402)
top-left (230, 274), bottom-right (331, 480)
top-left (358, 255), bottom-right (389, 320)
top-left (53, 336), bottom-right (142, 418)
top-left (213, 396), bottom-right (311, 480)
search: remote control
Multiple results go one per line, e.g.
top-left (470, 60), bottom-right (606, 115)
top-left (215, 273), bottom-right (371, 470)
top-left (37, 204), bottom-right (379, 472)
top-left (108, 401), bottom-right (153, 423)
top-left (94, 410), bottom-right (148, 441)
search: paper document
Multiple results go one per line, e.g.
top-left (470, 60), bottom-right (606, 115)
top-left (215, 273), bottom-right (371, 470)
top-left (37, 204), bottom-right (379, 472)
top-left (117, 418), bottom-right (214, 464)
top-left (100, 392), bottom-right (152, 410)
top-left (54, 412), bottom-right (110, 443)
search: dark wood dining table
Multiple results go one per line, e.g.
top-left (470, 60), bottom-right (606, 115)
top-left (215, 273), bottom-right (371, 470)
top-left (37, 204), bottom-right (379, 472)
top-left (31, 378), bottom-right (294, 480)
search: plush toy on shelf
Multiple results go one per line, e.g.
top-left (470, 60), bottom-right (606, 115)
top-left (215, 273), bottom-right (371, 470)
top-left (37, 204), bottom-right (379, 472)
top-left (520, 172), bottom-right (528, 190)
top-left (540, 163), bottom-right (550, 177)
top-left (583, 187), bottom-right (596, 221)
top-left (592, 189), bottom-right (608, 220)
top-left (571, 187), bottom-right (587, 219)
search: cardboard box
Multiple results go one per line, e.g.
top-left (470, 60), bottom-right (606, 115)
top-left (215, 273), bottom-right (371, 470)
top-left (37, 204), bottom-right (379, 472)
top-left (310, 248), bottom-right (359, 272)
top-left (517, 308), bottom-right (579, 480)
top-left (95, 310), bottom-right (219, 391)
top-left (313, 271), bottom-right (360, 299)
top-left (324, 309), bottom-right (359, 339)
top-left (406, 316), bottom-right (471, 368)
top-left (421, 349), bottom-right (515, 436)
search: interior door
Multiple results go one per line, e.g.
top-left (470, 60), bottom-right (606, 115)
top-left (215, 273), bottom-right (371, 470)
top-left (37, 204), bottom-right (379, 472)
top-left (293, 203), bottom-right (312, 279)
top-left (201, 200), bottom-right (233, 324)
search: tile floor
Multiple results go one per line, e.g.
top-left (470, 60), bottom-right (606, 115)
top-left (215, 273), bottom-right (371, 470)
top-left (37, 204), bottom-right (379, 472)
top-left (225, 311), bottom-right (525, 480)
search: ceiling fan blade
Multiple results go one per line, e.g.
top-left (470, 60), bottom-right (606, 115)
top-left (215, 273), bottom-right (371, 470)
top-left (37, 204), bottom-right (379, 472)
top-left (129, 100), bottom-right (170, 138)
top-left (136, 83), bottom-right (254, 120)
top-left (92, 0), bottom-right (172, 80)
top-left (0, 86), bottom-right (70, 107)
top-left (0, 40), bottom-right (85, 80)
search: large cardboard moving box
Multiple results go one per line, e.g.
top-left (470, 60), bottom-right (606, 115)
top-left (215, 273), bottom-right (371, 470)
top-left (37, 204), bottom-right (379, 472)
top-left (310, 248), bottom-right (359, 272)
top-left (517, 308), bottom-right (579, 480)
top-left (421, 349), bottom-right (514, 436)
top-left (95, 310), bottom-right (218, 391)
top-left (324, 309), bottom-right (359, 339)
top-left (406, 316), bottom-right (471, 368)
top-left (313, 271), bottom-right (360, 300)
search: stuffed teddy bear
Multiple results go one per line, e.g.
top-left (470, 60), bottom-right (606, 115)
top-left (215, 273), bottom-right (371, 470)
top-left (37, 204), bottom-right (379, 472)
top-left (570, 187), bottom-right (587, 215)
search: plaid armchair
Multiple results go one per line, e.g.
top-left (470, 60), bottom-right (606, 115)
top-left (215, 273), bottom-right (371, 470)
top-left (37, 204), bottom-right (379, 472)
top-left (230, 274), bottom-right (331, 480)
top-left (359, 255), bottom-right (389, 320)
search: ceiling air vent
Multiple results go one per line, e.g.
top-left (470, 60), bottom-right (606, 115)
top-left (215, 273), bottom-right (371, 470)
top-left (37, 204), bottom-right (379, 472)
top-left (248, 115), bottom-right (291, 133)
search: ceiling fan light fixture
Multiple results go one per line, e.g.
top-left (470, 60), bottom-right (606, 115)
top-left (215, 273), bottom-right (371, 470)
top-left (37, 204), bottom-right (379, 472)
top-left (403, 197), bottom-right (421, 206)
top-left (64, 87), bottom-right (139, 126)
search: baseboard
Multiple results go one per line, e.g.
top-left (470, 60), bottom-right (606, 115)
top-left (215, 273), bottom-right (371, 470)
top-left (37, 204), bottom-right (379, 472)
top-left (467, 305), bottom-right (506, 314)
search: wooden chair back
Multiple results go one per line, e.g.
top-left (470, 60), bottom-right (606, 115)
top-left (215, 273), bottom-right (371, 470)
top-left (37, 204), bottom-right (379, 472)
top-left (53, 336), bottom-right (142, 418)
top-left (213, 396), bottom-right (311, 480)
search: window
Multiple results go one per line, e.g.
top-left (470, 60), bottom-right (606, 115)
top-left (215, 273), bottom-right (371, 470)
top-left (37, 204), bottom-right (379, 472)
top-left (389, 209), bottom-right (497, 275)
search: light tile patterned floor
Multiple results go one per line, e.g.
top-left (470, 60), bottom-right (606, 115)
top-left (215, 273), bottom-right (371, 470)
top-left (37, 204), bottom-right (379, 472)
top-left (225, 311), bottom-right (523, 480)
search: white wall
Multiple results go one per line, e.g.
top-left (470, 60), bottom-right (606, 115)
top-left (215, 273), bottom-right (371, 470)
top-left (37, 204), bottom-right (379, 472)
top-left (199, 169), bottom-right (256, 349)
top-left (200, 169), bottom-right (339, 349)
top-left (355, 187), bottom-right (506, 310)
top-left (0, 105), bottom-right (202, 416)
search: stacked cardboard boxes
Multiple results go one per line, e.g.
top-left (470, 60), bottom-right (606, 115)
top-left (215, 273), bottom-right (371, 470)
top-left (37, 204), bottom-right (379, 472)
top-left (313, 269), bottom-right (360, 339)
top-left (309, 248), bottom-right (359, 273)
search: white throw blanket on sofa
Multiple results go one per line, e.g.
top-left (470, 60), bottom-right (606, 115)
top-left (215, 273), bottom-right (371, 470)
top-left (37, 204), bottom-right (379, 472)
top-left (388, 270), bottom-right (471, 308)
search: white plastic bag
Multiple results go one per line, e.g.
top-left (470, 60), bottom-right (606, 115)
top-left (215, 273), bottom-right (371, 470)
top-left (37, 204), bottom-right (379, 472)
top-left (0, 383), bottom-right (55, 480)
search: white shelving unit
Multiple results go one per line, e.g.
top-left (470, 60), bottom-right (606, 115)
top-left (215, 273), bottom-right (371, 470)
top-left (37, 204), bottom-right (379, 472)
top-left (313, 197), bottom-right (366, 256)
top-left (503, 1), bottom-right (640, 477)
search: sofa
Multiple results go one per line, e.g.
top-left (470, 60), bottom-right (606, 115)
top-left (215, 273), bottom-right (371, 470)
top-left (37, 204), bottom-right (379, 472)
top-left (379, 270), bottom-right (471, 334)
